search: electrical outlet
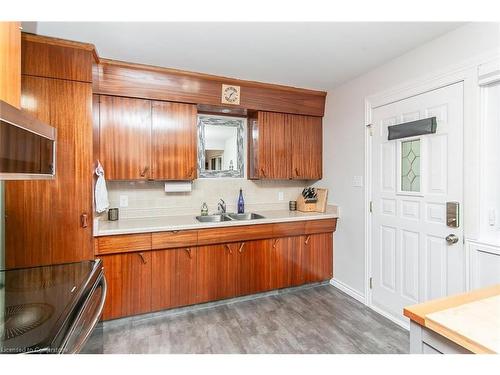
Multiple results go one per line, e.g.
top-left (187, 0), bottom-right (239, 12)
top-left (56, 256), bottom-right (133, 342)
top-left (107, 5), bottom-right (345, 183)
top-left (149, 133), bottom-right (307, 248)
top-left (278, 192), bottom-right (284, 201)
top-left (119, 195), bottom-right (129, 207)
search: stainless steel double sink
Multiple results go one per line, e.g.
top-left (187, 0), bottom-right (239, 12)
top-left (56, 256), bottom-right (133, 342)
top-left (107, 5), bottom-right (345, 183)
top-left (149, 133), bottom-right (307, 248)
top-left (195, 212), bottom-right (265, 223)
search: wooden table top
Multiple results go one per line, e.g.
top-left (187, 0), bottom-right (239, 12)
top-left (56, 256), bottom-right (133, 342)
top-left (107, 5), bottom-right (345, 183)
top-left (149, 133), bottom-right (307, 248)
top-left (404, 284), bottom-right (500, 354)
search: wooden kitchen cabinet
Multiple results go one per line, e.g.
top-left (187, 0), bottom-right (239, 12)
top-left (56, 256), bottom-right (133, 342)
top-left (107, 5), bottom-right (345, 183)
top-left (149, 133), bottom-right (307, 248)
top-left (248, 111), bottom-right (322, 180)
top-left (151, 247), bottom-right (197, 311)
top-left (289, 115), bottom-right (322, 179)
top-left (98, 95), bottom-right (152, 180)
top-left (152, 101), bottom-right (197, 180)
top-left (270, 236), bottom-right (306, 289)
top-left (97, 96), bottom-right (198, 180)
top-left (5, 75), bottom-right (94, 269)
top-left (100, 251), bottom-right (152, 320)
top-left (237, 239), bottom-right (273, 295)
top-left (97, 219), bottom-right (336, 320)
top-left (303, 232), bottom-right (333, 283)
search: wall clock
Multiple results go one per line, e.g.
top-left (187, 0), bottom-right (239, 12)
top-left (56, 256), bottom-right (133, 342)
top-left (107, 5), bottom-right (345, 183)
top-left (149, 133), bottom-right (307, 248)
top-left (221, 84), bottom-right (241, 105)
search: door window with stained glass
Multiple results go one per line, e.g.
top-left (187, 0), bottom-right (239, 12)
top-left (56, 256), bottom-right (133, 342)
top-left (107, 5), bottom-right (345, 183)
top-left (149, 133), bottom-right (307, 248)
top-left (401, 139), bottom-right (420, 192)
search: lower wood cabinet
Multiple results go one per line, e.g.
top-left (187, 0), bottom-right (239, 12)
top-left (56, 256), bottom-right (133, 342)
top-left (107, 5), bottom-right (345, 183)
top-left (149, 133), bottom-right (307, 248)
top-left (100, 251), bottom-right (152, 320)
top-left (98, 222), bottom-right (335, 320)
top-left (151, 247), bottom-right (197, 311)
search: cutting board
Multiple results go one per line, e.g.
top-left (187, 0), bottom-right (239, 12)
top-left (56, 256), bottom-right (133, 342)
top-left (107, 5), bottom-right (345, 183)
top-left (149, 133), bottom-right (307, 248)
top-left (426, 295), bottom-right (500, 354)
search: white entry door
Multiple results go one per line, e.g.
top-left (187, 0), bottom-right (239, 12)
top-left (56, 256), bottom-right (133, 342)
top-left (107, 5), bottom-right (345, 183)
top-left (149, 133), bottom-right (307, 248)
top-left (370, 82), bottom-right (465, 327)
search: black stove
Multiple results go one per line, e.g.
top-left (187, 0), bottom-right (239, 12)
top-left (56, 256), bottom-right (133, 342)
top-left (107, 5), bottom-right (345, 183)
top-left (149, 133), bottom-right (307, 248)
top-left (0, 260), bottom-right (106, 354)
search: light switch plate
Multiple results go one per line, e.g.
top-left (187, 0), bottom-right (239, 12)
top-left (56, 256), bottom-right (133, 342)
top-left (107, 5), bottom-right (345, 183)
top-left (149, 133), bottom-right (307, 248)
top-left (352, 175), bottom-right (363, 187)
top-left (278, 192), bottom-right (284, 201)
top-left (119, 195), bottom-right (129, 207)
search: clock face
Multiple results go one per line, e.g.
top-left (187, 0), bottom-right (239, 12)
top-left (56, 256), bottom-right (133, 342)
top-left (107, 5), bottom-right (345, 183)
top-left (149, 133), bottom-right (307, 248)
top-left (221, 84), bottom-right (240, 105)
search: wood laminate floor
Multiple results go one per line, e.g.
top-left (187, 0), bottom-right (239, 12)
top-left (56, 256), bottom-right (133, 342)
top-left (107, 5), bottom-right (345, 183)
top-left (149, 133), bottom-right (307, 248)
top-left (83, 285), bottom-right (409, 354)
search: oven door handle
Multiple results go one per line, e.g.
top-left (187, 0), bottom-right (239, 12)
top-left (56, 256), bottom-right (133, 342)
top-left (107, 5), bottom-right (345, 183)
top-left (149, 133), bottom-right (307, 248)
top-left (62, 275), bottom-right (107, 354)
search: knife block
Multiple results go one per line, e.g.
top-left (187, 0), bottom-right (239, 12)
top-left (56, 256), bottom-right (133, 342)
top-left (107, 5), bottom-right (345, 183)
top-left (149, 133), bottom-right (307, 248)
top-left (296, 188), bottom-right (328, 213)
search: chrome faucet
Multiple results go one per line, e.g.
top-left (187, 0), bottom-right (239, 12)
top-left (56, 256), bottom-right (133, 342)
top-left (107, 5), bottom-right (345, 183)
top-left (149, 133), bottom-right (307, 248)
top-left (217, 199), bottom-right (226, 214)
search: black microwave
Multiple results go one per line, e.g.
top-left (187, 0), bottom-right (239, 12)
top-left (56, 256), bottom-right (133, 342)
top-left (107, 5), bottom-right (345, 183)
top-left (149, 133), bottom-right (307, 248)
top-left (0, 100), bottom-right (56, 180)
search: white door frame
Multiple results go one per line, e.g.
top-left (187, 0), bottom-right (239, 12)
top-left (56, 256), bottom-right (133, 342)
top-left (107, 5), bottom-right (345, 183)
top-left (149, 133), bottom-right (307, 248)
top-left (363, 50), bottom-right (498, 329)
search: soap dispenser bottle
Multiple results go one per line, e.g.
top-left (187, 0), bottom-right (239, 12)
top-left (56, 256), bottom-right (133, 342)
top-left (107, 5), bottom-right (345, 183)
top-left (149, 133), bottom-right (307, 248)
top-left (237, 188), bottom-right (245, 214)
top-left (201, 202), bottom-right (208, 216)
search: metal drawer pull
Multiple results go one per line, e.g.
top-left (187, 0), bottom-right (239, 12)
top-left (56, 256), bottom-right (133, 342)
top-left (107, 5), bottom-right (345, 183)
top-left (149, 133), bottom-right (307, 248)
top-left (238, 242), bottom-right (245, 253)
top-left (272, 238), bottom-right (280, 249)
top-left (304, 235), bottom-right (311, 245)
top-left (186, 248), bottom-right (192, 258)
top-left (80, 213), bottom-right (88, 228)
top-left (140, 166), bottom-right (149, 177)
top-left (138, 252), bottom-right (147, 264)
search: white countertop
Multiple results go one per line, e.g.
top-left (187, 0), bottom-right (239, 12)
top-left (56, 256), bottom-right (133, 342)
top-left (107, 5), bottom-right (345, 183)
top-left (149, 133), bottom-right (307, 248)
top-left (94, 205), bottom-right (339, 236)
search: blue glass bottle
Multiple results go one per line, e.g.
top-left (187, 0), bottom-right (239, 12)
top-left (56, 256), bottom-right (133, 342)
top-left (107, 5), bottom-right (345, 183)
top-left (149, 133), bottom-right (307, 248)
top-left (237, 188), bottom-right (245, 214)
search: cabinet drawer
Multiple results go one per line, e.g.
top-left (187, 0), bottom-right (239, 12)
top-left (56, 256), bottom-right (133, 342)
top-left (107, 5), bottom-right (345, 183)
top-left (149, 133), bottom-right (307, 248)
top-left (304, 218), bottom-right (337, 234)
top-left (96, 233), bottom-right (152, 255)
top-left (273, 221), bottom-right (306, 237)
top-left (197, 224), bottom-right (274, 246)
top-left (151, 230), bottom-right (198, 250)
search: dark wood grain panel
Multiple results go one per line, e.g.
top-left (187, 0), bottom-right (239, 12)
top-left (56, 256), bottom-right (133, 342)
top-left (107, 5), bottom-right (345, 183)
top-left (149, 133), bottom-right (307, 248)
top-left (151, 247), bottom-right (197, 311)
top-left (304, 218), bottom-right (337, 235)
top-left (303, 232), bottom-right (333, 283)
top-left (0, 22), bottom-right (21, 107)
top-left (237, 239), bottom-right (272, 296)
top-left (93, 59), bottom-right (326, 117)
top-left (273, 221), bottom-right (306, 237)
top-left (256, 112), bottom-right (291, 179)
top-left (5, 76), bottom-right (94, 269)
top-left (152, 101), bottom-right (197, 180)
top-left (21, 33), bottom-right (94, 82)
top-left (197, 223), bottom-right (275, 246)
top-left (290, 114), bottom-right (322, 180)
top-left (98, 95), bottom-right (152, 180)
top-left (100, 251), bottom-right (152, 320)
top-left (151, 230), bottom-right (198, 250)
top-left (96, 233), bottom-right (152, 255)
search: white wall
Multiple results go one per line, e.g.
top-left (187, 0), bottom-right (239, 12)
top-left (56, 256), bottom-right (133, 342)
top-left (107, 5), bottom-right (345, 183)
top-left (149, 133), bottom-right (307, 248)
top-left (322, 23), bottom-right (500, 297)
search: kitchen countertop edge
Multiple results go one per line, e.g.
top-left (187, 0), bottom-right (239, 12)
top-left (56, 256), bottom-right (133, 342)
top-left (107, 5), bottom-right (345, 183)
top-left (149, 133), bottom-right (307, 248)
top-left (94, 206), bottom-right (339, 237)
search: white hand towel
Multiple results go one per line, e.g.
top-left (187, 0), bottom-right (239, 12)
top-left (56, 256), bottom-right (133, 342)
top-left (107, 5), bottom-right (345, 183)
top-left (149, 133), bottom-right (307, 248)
top-left (95, 161), bottom-right (110, 214)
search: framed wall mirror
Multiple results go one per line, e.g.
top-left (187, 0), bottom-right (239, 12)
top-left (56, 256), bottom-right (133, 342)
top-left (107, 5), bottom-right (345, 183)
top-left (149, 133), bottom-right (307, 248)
top-left (197, 115), bottom-right (245, 178)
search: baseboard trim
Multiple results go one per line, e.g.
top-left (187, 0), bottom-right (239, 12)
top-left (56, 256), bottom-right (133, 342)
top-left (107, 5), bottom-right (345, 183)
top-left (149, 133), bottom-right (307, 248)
top-left (329, 278), bottom-right (365, 304)
top-left (369, 304), bottom-right (410, 330)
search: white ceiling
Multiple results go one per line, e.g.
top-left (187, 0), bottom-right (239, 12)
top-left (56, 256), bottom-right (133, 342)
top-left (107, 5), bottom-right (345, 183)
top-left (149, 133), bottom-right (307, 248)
top-left (33, 22), bottom-right (464, 90)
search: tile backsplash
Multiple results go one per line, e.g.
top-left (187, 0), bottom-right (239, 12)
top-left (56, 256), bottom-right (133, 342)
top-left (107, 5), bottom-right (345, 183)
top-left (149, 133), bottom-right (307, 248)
top-left (104, 179), bottom-right (310, 219)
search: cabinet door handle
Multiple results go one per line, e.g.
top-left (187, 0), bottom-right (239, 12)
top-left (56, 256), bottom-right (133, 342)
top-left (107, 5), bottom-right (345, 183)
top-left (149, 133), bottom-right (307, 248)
top-left (260, 168), bottom-right (266, 178)
top-left (225, 244), bottom-right (233, 254)
top-left (304, 235), bottom-right (311, 245)
top-left (188, 167), bottom-right (195, 179)
top-left (140, 166), bottom-right (149, 177)
top-left (272, 238), bottom-right (280, 249)
top-left (238, 242), bottom-right (245, 253)
top-left (138, 252), bottom-right (147, 264)
top-left (185, 248), bottom-right (192, 258)
top-left (295, 168), bottom-right (299, 176)
top-left (80, 213), bottom-right (88, 228)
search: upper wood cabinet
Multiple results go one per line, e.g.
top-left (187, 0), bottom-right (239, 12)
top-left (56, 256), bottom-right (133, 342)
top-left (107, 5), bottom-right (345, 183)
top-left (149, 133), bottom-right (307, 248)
top-left (97, 96), bottom-right (197, 180)
top-left (99, 95), bottom-right (152, 180)
top-left (290, 115), bottom-right (322, 179)
top-left (152, 101), bottom-right (197, 180)
top-left (248, 111), bottom-right (322, 180)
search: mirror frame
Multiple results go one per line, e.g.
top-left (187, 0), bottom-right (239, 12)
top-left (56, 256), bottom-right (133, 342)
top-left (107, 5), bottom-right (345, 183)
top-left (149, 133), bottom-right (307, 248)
top-left (197, 115), bottom-right (245, 178)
